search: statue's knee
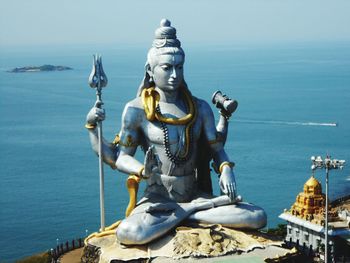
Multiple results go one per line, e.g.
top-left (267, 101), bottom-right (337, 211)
top-left (250, 207), bottom-right (267, 229)
top-left (116, 220), bottom-right (146, 245)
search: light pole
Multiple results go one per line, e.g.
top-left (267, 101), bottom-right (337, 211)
top-left (311, 155), bottom-right (345, 263)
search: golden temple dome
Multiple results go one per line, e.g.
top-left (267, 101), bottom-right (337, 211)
top-left (305, 176), bottom-right (321, 188)
top-left (289, 175), bottom-right (326, 224)
top-left (303, 175), bottom-right (322, 195)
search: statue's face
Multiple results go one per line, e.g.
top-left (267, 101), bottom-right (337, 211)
top-left (151, 54), bottom-right (184, 92)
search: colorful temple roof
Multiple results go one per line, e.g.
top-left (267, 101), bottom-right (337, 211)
top-left (289, 175), bottom-right (329, 225)
top-left (280, 175), bottom-right (350, 236)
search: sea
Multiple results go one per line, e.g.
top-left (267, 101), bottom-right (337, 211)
top-left (0, 42), bottom-right (349, 262)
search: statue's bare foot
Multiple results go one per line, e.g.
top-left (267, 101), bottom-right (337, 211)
top-left (145, 202), bottom-right (178, 213)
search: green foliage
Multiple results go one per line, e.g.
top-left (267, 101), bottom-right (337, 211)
top-left (15, 252), bottom-right (51, 263)
top-left (266, 224), bottom-right (287, 237)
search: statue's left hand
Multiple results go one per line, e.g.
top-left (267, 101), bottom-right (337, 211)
top-left (219, 168), bottom-right (237, 201)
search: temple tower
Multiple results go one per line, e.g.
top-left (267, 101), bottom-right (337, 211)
top-left (280, 175), bottom-right (350, 258)
top-left (290, 175), bottom-right (326, 225)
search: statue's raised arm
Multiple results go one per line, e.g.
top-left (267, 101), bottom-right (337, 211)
top-left (86, 97), bottom-right (119, 169)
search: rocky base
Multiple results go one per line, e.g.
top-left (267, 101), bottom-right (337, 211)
top-left (81, 223), bottom-right (298, 263)
top-left (81, 244), bottom-right (101, 263)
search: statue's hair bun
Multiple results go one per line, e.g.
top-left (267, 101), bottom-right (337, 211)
top-left (153, 19), bottom-right (181, 48)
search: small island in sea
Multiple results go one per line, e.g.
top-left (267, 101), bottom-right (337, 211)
top-left (8, 64), bottom-right (73, 73)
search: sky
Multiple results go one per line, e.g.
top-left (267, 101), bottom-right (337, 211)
top-left (1, 0), bottom-right (350, 47)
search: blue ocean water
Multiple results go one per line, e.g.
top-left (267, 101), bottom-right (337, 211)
top-left (0, 42), bottom-right (349, 262)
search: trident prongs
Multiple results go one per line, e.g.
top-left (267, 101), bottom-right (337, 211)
top-left (89, 54), bottom-right (108, 95)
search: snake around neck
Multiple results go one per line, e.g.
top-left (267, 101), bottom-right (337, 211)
top-left (141, 87), bottom-right (197, 164)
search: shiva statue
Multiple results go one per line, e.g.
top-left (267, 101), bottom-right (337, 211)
top-left (86, 19), bottom-right (267, 245)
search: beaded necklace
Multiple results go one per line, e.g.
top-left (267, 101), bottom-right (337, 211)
top-left (156, 104), bottom-right (194, 165)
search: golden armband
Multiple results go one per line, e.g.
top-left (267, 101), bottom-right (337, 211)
top-left (219, 161), bottom-right (235, 174)
top-left (85, 123), bottom-right (96, 129)
top-left (112, 134), bottom-right (120, 145)
top-left (137, 166), bottom-right (146, 179)
top-left (119, 135), bottom-right (138, 147)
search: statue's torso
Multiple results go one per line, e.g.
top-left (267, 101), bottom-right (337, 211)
top-left (122, 96), bottom-right (207, 202)
top-left (144, 99), bottom-right (203, 202)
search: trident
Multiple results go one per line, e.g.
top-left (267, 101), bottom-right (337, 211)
top-left (88, 54), bottom-right (108, 231)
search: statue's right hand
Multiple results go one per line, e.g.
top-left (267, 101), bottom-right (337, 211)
top-left (143, 146), bottom-right (161, 179)
top-left (86, 101), bottom-right (105, 126)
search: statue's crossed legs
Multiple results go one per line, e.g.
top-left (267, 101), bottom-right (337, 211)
top-left (116, 193), bottom-right (267, 245)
